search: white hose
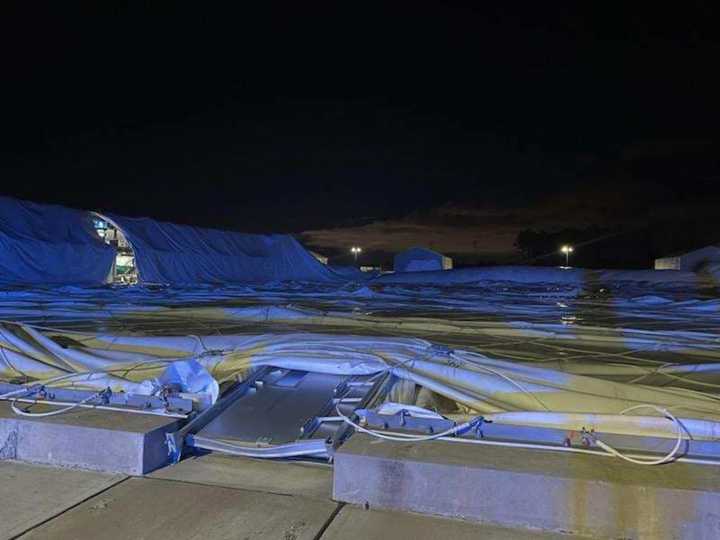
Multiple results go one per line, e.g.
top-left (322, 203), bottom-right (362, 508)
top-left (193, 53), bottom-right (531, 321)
top-left (591, 404), bottom-right (686, 465)
top-left (351, 428), bottom-right (720, 467)
top-left (0, 355), bottom-right (187, 418)
top-left (10, 391), bottom-right (101, 418)
top-left (0, 386), bottom-right (37, 400)
top-left (342, 402), bottom-right (690, 466)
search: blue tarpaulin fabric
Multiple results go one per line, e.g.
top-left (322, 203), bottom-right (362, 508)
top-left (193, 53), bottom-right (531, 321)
top-left (0, 197), bottom-right (114, 285)
top-left (327, 265), bottom-right (373, 280)
top-left (394, 247), bottom-right (446, 273)
top-left (106, 214), bottom-right (341, 285)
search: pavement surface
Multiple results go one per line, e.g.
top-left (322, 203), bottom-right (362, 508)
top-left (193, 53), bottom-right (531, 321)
top-left (0, 454), bottom-right (577, 540)
top-left (0, 461), bottom-right (124, 539)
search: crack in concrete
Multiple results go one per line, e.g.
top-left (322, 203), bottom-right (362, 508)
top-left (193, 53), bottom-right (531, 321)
top-left (7, 475), bottom-right (129, 540)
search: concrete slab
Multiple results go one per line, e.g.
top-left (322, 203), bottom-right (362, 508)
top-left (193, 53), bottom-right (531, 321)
top-left (322, 505), bottom-right (572, 539)
top-left (334, 434), bottom-right (720, 539)
top-left (0, 460), bottom-right (124, 540)
top-left (149, 452), bottom-right (333, 499)
top-left (19, 477), bottom-right (339, 540)
top-left (0, 402), bottom-right (181, 474)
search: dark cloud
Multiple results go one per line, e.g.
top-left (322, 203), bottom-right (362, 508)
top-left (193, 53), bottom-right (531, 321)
top-left (1, 2), bottom-right (719, 257)
top-left (303, 173), bottom-right (720, 266)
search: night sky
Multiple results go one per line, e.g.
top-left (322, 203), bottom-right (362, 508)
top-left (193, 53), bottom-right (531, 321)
top-left (2, 3), bottom-right (719, 266)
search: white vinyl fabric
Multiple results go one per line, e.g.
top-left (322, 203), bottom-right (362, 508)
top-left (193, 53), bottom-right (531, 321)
top-left (2, 323), bottom-right (719, 440)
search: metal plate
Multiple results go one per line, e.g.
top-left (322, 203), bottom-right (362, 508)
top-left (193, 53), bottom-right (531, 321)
top-left (195, 369), bottom-right (376, 446)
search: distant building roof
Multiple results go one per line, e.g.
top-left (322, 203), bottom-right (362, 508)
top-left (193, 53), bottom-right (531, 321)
top-left (655, 245), bottom-right (720, 271)
top-left (394, 247), bottom-right (453, 273)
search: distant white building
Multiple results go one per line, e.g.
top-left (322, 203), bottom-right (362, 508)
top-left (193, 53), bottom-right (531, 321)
top-left (655, 245), bottom-right (720, 271)
top-left (394, 247), bottom-right (453, 273)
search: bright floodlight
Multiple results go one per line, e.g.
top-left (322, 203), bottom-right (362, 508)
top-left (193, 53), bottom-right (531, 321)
top-left (350, 246), bottom-right (363, 261)
top-left (560, 245), bottom-right (574, 266)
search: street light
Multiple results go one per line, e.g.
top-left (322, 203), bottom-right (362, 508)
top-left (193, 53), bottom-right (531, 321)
top-left (560, 245), bottom-right (574, 267)
top-left (350, 246), bottom-right (362, 262)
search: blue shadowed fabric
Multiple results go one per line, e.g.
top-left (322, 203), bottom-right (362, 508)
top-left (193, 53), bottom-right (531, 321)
top-left (0, 196), bottom-right (114, 285)
top-left (394, 247), bottom-right (446, 273)
top-left (106, 213), bottom-right (342, 285)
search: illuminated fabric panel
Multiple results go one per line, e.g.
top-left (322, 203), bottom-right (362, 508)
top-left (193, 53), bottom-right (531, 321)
top-left (394, 247), bottom-right (452, 273)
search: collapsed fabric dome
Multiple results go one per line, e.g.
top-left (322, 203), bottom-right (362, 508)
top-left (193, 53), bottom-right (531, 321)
top-left (394, 247), bottom-right (453, 273)
top-left (655, 245), bottom-right (720, 272)
top-left (0, 196), bottom-right (114, 285)
top-left (105, 213), bottom-right (341, 285)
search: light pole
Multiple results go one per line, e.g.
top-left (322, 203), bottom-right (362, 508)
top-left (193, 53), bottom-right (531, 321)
top-left (560, 245), bottom-right (574, 267)
top-left (350, 246), bottom-right (362, 263)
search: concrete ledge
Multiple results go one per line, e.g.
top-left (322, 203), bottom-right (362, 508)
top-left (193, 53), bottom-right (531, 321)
top-left (333, 434), bottom-right (720, 539)
top-left (0, 403), bottom-right (181, 474)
